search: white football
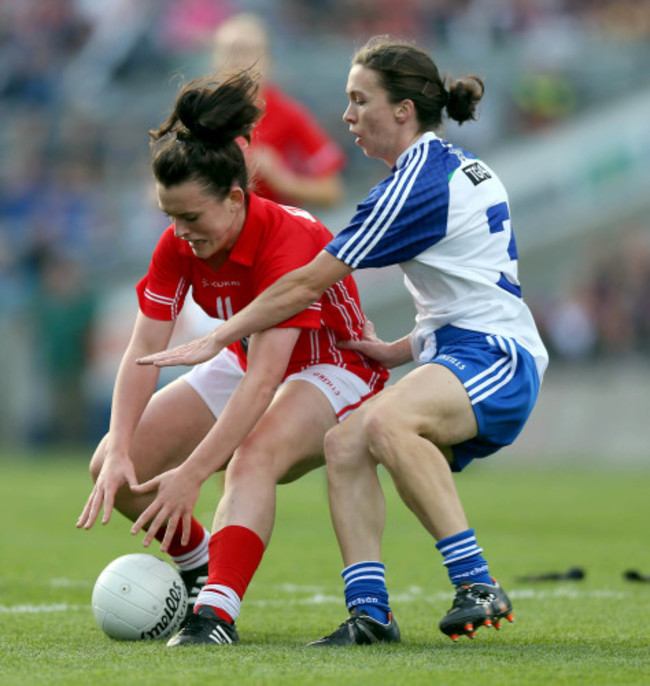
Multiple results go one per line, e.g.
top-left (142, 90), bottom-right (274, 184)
top-left (92, 553), bottom-right (188, 640)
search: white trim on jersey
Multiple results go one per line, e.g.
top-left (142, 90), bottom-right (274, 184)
top-left (324, 326), bottom-right (344, 366)
top-left (336, 144), bottom-right (428, 267)
top-left (324, 282), bottom-right (358, 338)
top-left (143, 288), bottom-right (174, 306)
top-left (309, 328), bottom-right (320, 366)
top-left (144, 277), bottom-right (186, 319)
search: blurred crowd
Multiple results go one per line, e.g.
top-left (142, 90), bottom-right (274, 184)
top-left (533, 223), bottom-right (650, 362)
top-left (1, 0), bottom-right (650, 447)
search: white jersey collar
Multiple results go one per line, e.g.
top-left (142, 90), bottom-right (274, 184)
top-left (395, 131), bottom-right (440, 169)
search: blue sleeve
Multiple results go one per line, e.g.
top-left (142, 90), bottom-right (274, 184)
top-left (326, 145), bottom-right (451, 268)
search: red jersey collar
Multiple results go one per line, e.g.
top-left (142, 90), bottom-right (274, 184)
top-left (228, 193), bottom-right (268, 267)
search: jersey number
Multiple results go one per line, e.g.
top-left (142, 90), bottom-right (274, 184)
top-left (486, 202), bottom-right (521, 298)
top-left (280, 205), bottom-right (317, 222)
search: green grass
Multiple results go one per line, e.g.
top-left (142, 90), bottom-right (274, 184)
top-left (1, 451), bottom-right (649, 685)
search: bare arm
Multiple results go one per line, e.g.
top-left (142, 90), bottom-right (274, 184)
top-left (106, 313), bottom-right (174, 452)
top-left (77, 312), bottom-right (175, 529)
top-left (130, 325), bottom-right (301, 550)
top-left (252, 146), bottom-right (344, 207)
top-left (137, 250), bottom-right (352, 368)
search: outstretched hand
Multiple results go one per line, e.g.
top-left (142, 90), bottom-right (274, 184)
top-left (136, 332), bottom-right (223, 368)
top-left (77, 455), bottom-right (138, 530)
top-left (130, 466), bottom-right (201, 552)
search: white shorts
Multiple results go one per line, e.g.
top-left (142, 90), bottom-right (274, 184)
top-left (181, 348), bottom-right (375, 421)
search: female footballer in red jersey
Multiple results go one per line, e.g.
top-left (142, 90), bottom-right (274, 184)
top-left (212, 13), bottom-right (346, 208)
top-left (77, 70), bottom-right (387, 646)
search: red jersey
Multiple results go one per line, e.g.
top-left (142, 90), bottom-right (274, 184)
top-left (136, 193), bottom-right (388, 390)
top-left (250, 85), bottom-right (346, 203)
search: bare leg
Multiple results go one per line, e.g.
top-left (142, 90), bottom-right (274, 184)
top-left (325, 363), bottom-right (478, 565)
top-left (323, 405), bottom-right (385, 564)
top-left (212, 379), bottom-right (336, 545)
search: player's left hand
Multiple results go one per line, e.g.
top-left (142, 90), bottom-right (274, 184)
top-left (136, 331), bottom-right (224, 368)
top-left (129, 466), bottom-right (201, 552)
top-left (338, 320), bottom-right (392, 366)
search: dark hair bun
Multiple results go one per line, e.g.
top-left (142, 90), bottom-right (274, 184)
top-left (176, 71), bottom-right (262, 147)
top-left (446, 76), bottom-right (484, 125)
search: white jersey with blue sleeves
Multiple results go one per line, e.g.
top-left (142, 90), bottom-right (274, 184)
top-left (326, 132), bottom-right (548, 380)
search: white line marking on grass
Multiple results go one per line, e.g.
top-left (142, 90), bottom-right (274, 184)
top-left (50, 578), bottom-right (92, 588)
top-left (252, 594), bottom-right (341, 608)
top-left (3, 587), bottom-right (627, 614)
top-left (248, 586), bottom-right (629, 607)
top-left (0, 604), bottom-right (88, 614)
top-left (275, 583), bottom-right (330, 593)
top-left (510, 588), bottom-right (628, 600)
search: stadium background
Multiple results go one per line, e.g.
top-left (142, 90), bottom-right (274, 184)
top-left (1, 0), bottom-right (649, 463)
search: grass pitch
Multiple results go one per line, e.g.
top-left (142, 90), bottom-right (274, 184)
top-left (0, 451), bottom-right (648, 685)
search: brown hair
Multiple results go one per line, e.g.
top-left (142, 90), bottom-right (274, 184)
top-left (149, 70), bottom-right (263, 199)
top-left (353, 36), bottom-right (484, 130)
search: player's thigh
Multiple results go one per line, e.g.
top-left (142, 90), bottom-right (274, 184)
top-left (234, 379), bottom-right (338, 484)
top-left (129, 377), bottom-right (216, 480)
top-left (367, 363), bottom-right (478, 448)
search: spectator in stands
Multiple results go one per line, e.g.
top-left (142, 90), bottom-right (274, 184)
top-left (30, 249), bottom-right (96, 443)
top-left (212, 12), bottom-right (346, 208)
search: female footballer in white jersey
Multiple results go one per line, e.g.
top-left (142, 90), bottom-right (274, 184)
top-left (139, 36), bottom-right (549, 645)
top-left (77, 70), bottom-right (388, 647)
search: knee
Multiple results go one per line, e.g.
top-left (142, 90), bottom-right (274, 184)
top-left (363, 403), bottom-right (406, 470)
top-left (226, 442), bottom-right (273, 487)
top-left (323, 424), bottom-right (344, 468)
top-left (323, 420), bottom-right (366, 474)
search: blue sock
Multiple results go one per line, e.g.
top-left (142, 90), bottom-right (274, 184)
top-left (436, 529), bottom-right (493, 587)
top-left (342, 561), bottom-right (390, 624)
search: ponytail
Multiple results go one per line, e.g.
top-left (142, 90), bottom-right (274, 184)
top-left (149, 70), bottom-right (263, 198)
top-left (445, 76), bottom-right (484, 126)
